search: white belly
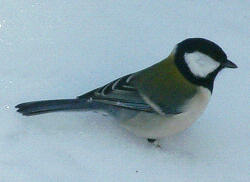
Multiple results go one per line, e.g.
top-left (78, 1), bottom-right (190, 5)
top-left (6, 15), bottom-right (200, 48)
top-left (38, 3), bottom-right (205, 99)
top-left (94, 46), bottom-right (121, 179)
top-left (119, 87), bottom-right (211, 138)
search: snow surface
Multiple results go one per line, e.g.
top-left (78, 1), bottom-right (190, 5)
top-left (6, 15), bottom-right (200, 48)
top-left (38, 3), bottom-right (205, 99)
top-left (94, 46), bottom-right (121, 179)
top-left (0, 1), bottom-right (249, 181)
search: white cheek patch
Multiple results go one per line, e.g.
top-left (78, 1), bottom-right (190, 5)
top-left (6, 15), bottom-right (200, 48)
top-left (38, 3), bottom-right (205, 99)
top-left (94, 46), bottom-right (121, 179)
top-left (184, 51), bottom-right (220, 77)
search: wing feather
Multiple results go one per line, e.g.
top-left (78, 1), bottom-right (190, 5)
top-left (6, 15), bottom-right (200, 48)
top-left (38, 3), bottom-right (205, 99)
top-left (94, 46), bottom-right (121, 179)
top-left (77, 74), bottom-right (154, 112)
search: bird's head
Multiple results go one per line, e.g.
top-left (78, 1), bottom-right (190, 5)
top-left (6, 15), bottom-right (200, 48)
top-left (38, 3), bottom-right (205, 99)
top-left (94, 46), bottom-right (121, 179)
top-left (174, 38), bottom-right (237, 91)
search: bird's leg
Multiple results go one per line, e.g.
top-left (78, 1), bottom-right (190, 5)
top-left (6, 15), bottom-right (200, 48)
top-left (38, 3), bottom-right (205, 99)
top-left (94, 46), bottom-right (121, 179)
top-left (147, 138), bottom-right (161, 148)
top-left (147, 138), bottom-right (156, 143)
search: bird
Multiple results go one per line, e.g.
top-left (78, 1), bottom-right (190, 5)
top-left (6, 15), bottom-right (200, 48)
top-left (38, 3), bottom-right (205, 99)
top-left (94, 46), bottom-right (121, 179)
top-left (16, 38), bottom-right (237, 144)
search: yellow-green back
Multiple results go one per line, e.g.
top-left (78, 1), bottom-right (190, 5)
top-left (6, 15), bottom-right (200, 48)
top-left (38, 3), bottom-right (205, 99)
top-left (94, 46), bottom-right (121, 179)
top-left (131, 53), bottom-right (198, 114)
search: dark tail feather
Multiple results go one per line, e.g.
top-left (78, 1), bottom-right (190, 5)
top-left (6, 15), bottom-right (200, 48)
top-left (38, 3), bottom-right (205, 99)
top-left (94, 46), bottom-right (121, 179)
top-left (15, 99), bottom-right (92, 116)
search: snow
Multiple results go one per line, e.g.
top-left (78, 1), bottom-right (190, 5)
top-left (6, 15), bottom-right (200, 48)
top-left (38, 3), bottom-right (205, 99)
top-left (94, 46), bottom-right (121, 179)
top-left (0, 0), bottom-right (249, 181)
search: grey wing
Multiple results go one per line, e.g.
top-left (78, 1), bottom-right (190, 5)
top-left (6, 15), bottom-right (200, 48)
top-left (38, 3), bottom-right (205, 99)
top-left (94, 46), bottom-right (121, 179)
top-left (77, 74), bottom-right (154, 113)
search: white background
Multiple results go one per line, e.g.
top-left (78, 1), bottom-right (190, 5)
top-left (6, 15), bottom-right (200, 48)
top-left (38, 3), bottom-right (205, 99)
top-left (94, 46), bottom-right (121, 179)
top-left (0, 1), bottom-right (249, 181)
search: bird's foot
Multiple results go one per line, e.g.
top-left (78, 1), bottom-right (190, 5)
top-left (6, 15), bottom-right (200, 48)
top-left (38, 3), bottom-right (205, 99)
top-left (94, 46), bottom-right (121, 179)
top-left (147, 138), bottom-right (161, 148)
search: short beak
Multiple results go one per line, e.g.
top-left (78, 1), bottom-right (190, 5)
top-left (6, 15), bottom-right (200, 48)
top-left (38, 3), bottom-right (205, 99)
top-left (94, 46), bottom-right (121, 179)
top-left (223, 59), bottom-right (238, 69)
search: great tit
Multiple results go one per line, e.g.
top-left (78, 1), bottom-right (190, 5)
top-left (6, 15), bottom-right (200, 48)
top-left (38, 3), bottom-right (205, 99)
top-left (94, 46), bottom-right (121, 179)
top-left (16, 38), bottom-right (237, 143)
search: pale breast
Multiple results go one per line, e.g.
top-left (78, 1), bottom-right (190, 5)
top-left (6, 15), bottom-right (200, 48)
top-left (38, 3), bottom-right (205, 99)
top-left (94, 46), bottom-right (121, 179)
top-left (120, 87), bottom-right (211, 138)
